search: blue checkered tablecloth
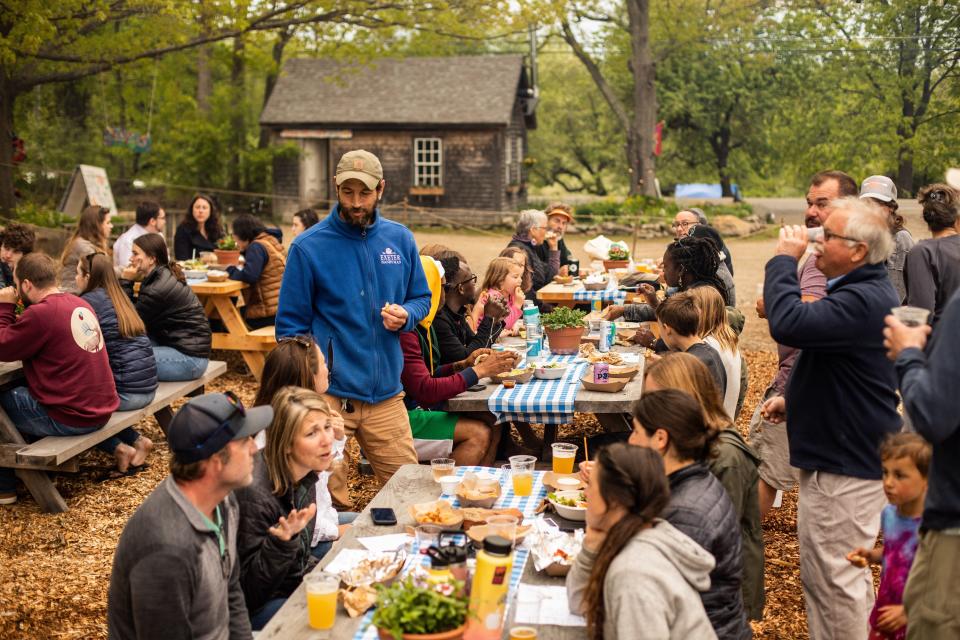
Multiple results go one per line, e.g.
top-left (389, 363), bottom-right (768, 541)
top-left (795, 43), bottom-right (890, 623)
top-left (571, 288), bottom-right (627, 303)
top-left (488, 355), bottom-right (588, 425)
top-left (351, 467), bottom-right (547, 640)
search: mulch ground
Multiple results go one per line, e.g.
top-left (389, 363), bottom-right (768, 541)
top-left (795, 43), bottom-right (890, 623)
top-left (0, 349), bottom-right (815, 639)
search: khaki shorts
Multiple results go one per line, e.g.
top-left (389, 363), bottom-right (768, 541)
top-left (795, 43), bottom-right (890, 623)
top-left (748, 387), bottom-right (800, 491)
top-left (904, 530), bottom-right (960, 639)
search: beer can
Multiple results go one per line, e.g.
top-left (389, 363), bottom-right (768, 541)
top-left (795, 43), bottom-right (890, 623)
top-left (525, 336), bottom-right (541, 358)
top-left (568, 259), bottom-right (580, 277)
top-left (593, 362), bottom-right (610, 384)
top-left (599, 320), bottom-right (612, 352)
top-left (591, 299), bottom-right (602, 314)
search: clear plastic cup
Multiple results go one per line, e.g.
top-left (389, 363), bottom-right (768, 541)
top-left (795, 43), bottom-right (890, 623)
top-left (415, 524), bottom-right (442, 553)
top-left (304, 571), bottom-right (339, 630)
top-left (891, 306), bottom-right (931, 327)
top-left (430, 458), bottom-right (455, 482)
top-left (551, 443), bottom-right (578, 475)
top-left (486, 514), bottom-right (519, 545)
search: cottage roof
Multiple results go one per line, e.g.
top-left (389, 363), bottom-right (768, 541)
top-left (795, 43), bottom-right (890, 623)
top-left (260, 55), bottom-right (533, 128)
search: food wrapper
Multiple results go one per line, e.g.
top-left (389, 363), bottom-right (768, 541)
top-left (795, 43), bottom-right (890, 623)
top-left (525, 516), bottom-right (584, 572)
top-left (457, 472), bottom-right (501, 500)
top-left (340, 585), bottom-right (378, 617)
top-left (339, 550), bottom-right (407, 587)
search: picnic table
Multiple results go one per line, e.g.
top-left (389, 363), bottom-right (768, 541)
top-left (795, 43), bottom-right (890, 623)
top-left (188, 279), bottom-right (276, 380)
top-left (536, 272), bottom-right (659, 308)
top-left (259, 463), bottom-right (587, 640)
top-left (444, 347), bottom-right (645, 458)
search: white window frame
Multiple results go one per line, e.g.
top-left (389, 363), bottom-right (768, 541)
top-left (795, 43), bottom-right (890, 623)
top-left (414, 138), bottom-right (443, 187)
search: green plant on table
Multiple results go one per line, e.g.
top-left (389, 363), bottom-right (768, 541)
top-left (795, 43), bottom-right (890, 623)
top-left (371, 577), bottom-right (467, 640)
top-left (217, 235), bottom-right (237, 250)
top-left (541, 306), bottom-right (588, 330)
top-left (607, 245), bottom-right (630, 260)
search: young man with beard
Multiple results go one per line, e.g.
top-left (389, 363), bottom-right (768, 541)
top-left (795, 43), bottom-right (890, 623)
top-left (276, 149), bottom-right (431, 490)
top-left (431, 253), bottom-right (507, 365)
top-left (0, 253), bottom-right (120, 504)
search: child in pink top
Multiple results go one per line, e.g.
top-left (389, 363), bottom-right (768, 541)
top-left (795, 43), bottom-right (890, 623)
top-left (469, 257), bottom-right (525, 334)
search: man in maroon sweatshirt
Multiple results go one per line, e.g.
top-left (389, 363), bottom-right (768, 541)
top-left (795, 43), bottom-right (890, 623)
top-left (0, 253), bottom-right (119, 504)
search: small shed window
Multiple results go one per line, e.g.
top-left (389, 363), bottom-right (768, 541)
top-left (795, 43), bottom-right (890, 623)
top-left (414, 138), bottom-right (443, 187)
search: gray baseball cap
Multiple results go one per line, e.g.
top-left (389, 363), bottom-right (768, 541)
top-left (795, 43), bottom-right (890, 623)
top-left (860, 175), bottom-right (897, 203)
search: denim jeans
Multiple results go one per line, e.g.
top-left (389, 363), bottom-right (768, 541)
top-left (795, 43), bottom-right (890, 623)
top-left (151, 345), bottom-right (208, 381)
top-left (0, 386), bottom-right (134, 492)
top-left (247, 511), bottom-right (359, 630)
top-left (117, 390), bottom-right (157, 412)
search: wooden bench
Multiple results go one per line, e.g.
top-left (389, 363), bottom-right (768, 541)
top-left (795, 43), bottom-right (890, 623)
top-left (0, 360), bottom-right (227, 513)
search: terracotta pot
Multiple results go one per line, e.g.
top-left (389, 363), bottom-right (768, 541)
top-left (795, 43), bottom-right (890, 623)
top-left (214, 249), bottom-right (241, 266)
top-left (545, 325), bottom-right (585, 355)
top-left (376, 623), bottom-right (466, 640)
top-left (603, 259), bottom-right (629, 270)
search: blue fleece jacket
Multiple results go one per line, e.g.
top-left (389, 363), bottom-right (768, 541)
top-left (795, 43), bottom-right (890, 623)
top-left (896, 286), bottom-right (960, 530)
top-left (276, 206), bottom-right (431, 404)
top-left (764, 256), bottom-right (901, 480)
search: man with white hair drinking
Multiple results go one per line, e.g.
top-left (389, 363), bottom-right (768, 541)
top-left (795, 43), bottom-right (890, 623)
top-left (507, 209), bottom-right (559, 309)
top-left (762, 197), bottom-right (902, 640)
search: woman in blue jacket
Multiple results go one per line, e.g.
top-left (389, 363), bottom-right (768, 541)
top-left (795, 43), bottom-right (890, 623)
top-left (77, 252), bottom-right (158, 468)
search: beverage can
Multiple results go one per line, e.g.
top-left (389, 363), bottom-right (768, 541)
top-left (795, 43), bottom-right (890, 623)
top-left (525, 336), bottom-right (541, 358)
top-left (599, 320), bottom-right (612, 352)
top-left (593, 362), bottom-right (609, 384)
top-left (591, 299), bottom-right (602, 314)
top-left (568, 259), bottom-right (580, 277)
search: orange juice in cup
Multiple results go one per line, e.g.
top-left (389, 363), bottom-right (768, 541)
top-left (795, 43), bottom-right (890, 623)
top-left (507, 455), bottom-right (537, 497)
top-left (304, 572), bottom-right (339, 630)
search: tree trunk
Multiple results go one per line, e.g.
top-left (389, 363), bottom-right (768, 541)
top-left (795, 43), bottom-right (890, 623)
top-left (626, 0), bottom-right (657, 197)
top-left (114, 63), bottom-right (128, 181)
top-left (258, 28), bottom-right (293, 150)
top-left (229, 36), bottom-right (245, 192)
top-left (894, 7), bottom-right (920, 197)
top-left (0, 73), bottom-right (17, 215)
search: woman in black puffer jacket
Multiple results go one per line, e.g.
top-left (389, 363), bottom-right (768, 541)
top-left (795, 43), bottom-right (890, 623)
top-left (235, 387), bottom-right (339, 630)
top-left (77, 252), bottom-right (157, 470)
top-left (122, 233), bottom-right (211, 381)
top-left (629, 389), bottom-right (752, 640)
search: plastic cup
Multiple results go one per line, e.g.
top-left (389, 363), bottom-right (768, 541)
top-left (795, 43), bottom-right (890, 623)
top-left (891, 306), bottom-right (931, 327)
top-left (807, 227), bottom-right (824, 243)
top-left (509, 627), bottom-right (538, 640)
top-left (431, 458), bottom-right (455, 481)
top-left (486, 514), bottom-right (519, 545)
top-left (304, 571), bottom-right (339, 630)
top-left (507, 455), bottom-right (536, 497)
top-left (551, 443), bottom-right (578, 474)
top-left (438, 475), bottom-right (460, 496)
top-left (415, 524), bottom-right (442, 553)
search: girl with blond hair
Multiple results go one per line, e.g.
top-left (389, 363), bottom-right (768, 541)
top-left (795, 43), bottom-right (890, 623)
top-left (688, 286), bottom-right (742, 419)
top-left (59, 205), bottom-right (113, 292)
top-left (235, 386), bottom-right (343, 630)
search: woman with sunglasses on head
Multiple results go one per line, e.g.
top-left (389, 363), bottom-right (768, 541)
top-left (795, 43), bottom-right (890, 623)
top-left (567, 443), bottom-right (717, 640)
top-left (235, 386), bottom-right (340, 630)
top-left (76, 253), bottom-right (157, 470)
top-left (254, 335), bottom-right (356, 538)
top-left (121, 233), bottom-right (211, 381)
top-left (59, 205), bottom-right (113, 293)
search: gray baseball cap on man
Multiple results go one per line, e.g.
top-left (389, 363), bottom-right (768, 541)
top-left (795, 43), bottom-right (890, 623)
top-left (168, 392), bottom-right (273, 464)
top-left (860, 175), bottom-right (897, 202)
top-left (335, 150), bottom-right (383, 190)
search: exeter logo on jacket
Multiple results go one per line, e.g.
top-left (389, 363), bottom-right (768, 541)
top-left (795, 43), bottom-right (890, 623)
top-left (380, 247), bottom-right (402, 265)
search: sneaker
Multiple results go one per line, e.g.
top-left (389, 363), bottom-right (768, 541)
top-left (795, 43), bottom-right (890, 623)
top-left (0, 491), bottom-right (17, 505)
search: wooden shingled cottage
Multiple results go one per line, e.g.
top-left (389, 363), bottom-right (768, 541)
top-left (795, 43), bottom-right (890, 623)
top-left (260, 55), bottom-right (539, 219)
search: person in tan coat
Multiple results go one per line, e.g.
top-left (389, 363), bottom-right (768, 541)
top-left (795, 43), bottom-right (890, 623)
top-left (227, 214), bottom-right (287, 329)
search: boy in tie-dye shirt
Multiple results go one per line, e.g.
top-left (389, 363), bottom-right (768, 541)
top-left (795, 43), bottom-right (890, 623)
top-left (847, 433), bottom-right (931, 640)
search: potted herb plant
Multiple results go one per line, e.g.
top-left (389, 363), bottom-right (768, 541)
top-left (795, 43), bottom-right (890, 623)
top-left (603, 245), bottom-right (630, 271)
top-left (540, 307), bottom-right (587, 355)
top-left (372, 577), bottom-right (467, 640)
top-left (214, 235), bottom-right (241, 266)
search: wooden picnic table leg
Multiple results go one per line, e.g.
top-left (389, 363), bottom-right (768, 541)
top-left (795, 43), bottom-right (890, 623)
top-left (209, 296), bottom-right (266, 380)
top-left (595, 412), bottom-right (632, 433)
top-left (0, 407), bottom-right (68, 513)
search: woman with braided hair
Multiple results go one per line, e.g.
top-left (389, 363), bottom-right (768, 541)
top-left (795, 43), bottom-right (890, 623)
top-left (566, 441), bottom-right (717, 640)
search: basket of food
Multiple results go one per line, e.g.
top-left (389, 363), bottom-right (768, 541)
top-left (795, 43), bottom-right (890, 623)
top-left (608, 363), bottom-right (641, 380)
top-left (339, 550), bottom-right (407, 588)
top-left (553, 275), bottom-right (574, 285)
top-left (455, 472), bottom-right (502, 508)
top-left (180, 259), bottom-right (209, 280)
top-left (492, 366), bottom-right (534, 385)
top-left (408, 500), bottom-right (464, 531)
top-left (205, 269), bottom-right (229, 283)
top-left (466, 523), bottom-right (533, 546)
top-left (581, 371), bottom-right (628, 393)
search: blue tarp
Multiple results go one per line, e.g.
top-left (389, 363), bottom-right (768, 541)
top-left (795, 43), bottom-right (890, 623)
top-left (676, 183), bottom-right (723, 198)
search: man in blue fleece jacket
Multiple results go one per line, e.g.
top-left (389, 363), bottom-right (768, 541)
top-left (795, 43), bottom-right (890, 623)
top-left (884, 291), bottom-right (960, 638)
top-left (764, 197), bottom-right (901, 640)
top-left (276, 149), bottom-right (430, 487)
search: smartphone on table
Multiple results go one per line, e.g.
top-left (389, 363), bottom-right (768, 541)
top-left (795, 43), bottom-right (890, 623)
top-left (370, 507), bottom-right (397, 526)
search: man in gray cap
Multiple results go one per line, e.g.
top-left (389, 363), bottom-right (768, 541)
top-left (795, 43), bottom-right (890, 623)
top-left (860, 175), bottom-right (914, 303)
top-left (276, 149), bottom-right (430, 496)
top-left (108, 392), bottom-right (273, 640)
